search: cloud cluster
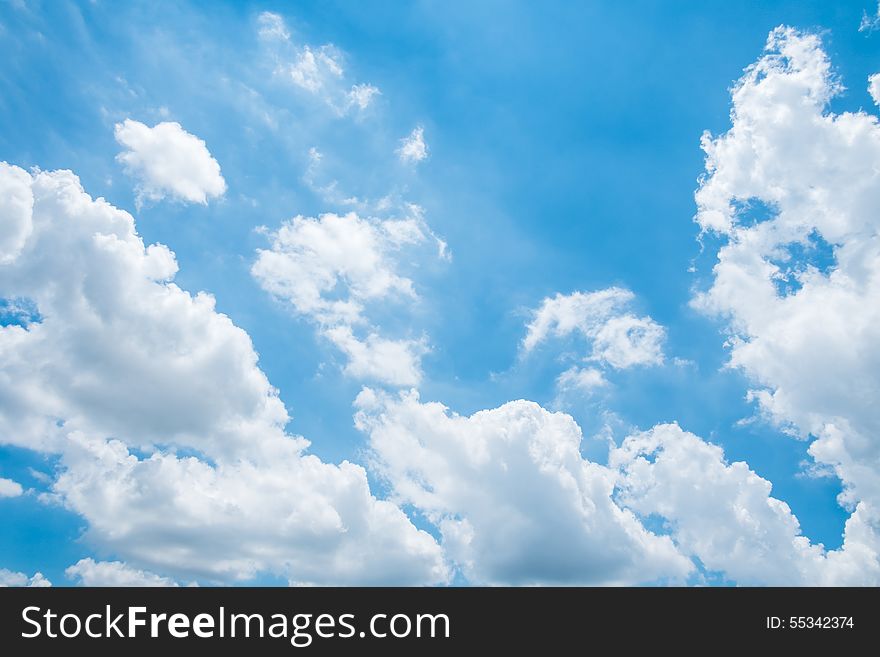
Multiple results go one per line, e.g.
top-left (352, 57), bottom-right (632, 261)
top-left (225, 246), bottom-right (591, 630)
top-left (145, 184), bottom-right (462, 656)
top-left (354, 388), bottom-right (878, 586)
top-left (5, 18), bottom-right (880, 589)
top-left (115, 119), bottom-right (226, 206)
top-left (612, 423), bottom-right (880, 585)
top-left (252, 210), bottom-right (437, 386)
top-left (693, 27), bottom-right (880, 535)
top-left (258, 12), bottom-right (380, 116)
top-left (66, 558), bottom-right (181, 587)
top-left (0, 568), bottom-right (51, 587)
top-left (356, 388), bottom-right (692, 585)
top-left (0, 164), bottom-right (447, 585)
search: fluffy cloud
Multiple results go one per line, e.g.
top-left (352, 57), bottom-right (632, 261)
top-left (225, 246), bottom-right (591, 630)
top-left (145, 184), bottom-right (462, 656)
top-left (397, 126), bottom-right (428, 163)
top-left (325, 326), bottom-right (426, 387)
top-left (114, 119), bottom-right (226, 206)
top-left (252, 210), bottom-right (437, 386)
top-left (693, 28), bottom-right (880, 528)
top-left (0, 477), bottom-right (23, 498)
top-left (66, 558), bottom-right (180, 587)
top-left (356, 388), bottom-right (692, 585)
top-left (0, 569), bottom-right (51, 587)
top-left (355, 384), bottom-right (879, 586)
top-left (0, 162), bottom-right (33, 264)
top-left (0, 163), bottom-right (447, 584)
top-left (612, 423), bottom-right (880, 585)
top-left (554, 366), bottom-right (608, 396)
top-left (524, 287), bottom-right (665, 369)
top-left (252, 212), bottom-right (419, 326)
top-left (258, 12), bottom-right (380, 116)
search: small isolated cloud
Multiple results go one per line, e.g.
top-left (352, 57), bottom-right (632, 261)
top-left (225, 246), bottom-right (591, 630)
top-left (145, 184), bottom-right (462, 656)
top-left (347, 83), bottom-right (381, 111)
top-left (555, 366), bottom-right (607, 396)
top-left (257, 11), bottom-right (289, 41)
top-left (114, 119), bottom-right (226, 206)
top-left (397, 126), bottom-right (428, 163)
top-left (523, 287), bottom-right (665, 369)
top-left (0, 477), bottom-right (24, 498)
top-left (0, 568), bottom-right (51, 587)
top-left (287, 45), bottom-right (344, 93)
top-left (258, 12), bottom-right (380, 116)
top-left (66, 558), bottom-right (180, 587)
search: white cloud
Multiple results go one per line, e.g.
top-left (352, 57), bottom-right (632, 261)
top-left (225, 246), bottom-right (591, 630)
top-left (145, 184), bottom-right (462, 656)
top-left (0, 477), bottom-right (23, 498)
top-left (355, 388), bottom-right (692, 585)
top-left (692, 27), bottom-right (880, 532)
top-left (869, 73), bottom-right (880, 106)
top-left (257, 11), bottom-right (289, 41)
top-left (114, 119), bottom-right (226, 206)
top-left (347, 83), bottom-right (381, 111)
top-left (0, 568), bottom-right (51, 587)
top-left (0, 162), bottom-right (33, 264)
top-left (860, 4), bottom-right (880, 32)
top-left (397, 126), bottom-right (428, 163)
top-left (0, 163), bottom-right (448, 585)
top-left (252, 210), bottom-right (439, 386)
top-left (259, 13), bottom-right (379, 116)
top-left (66, 558), bottom-right (180, 587)
top-left (555, 366), bottom-right (608, 395)
top-left (612, 423), bottom-right (880, 585)
top-left (325, 326), bottom-right (427, 387)
top-left (252, 212), bottom-right (418, 326)
top-left (287, 45), bottom-right (344, 93)
top-left (523, 287), bottom-right (665, 368)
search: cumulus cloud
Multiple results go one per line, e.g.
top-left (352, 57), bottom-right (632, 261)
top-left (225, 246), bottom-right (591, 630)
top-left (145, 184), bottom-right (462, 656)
top-left (252, 212), bottom-right (419, 326)
top-left (66, 558), bottom-right (181, 587)
top-left (0, 477), bottom-right (23, 498)
top-left (114, 119), bottom-right (226, 206)
top-left (692, 27), bottom-right (880, 533)
top-left (0, 568), bottom-right (51, 587)
top-left (612, 423), bottom-right (880, 585)
top-left (0, 163), bottom-right (447, 585)
top-left (397, 126), bottom-right (428, 163)
top-left (258, 12), bottom-right (379, 116)
top-left (252, 210), bottom-right (439, 386)
top-left (0, 162), bottom-right (33, 264)
top-left (356, 388), bottom-right (692, 585)
top-left (523, 287), bottom-right (665, 369)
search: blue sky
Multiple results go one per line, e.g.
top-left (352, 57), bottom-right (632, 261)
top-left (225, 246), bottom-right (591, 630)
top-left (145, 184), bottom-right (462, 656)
top-left (1, 0), bottom-right (880, 587)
